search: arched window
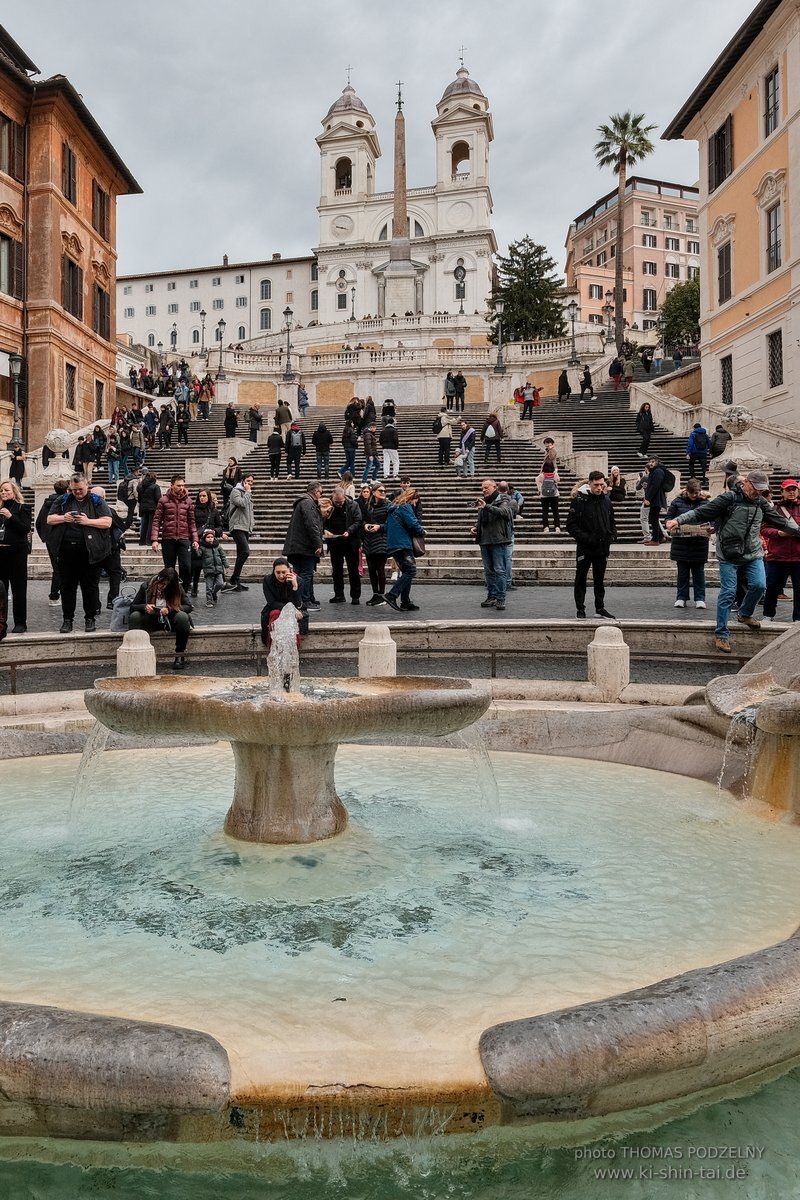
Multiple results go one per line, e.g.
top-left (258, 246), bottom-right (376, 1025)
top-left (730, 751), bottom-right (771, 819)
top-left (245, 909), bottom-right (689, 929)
top-left (191, 329), bottom-right (200, 344)
top-left (147, 333), bottom-right (155, 347)
top-left (237, 325), bottom-right (246, 340)
top-left (310, 289), bottom-right (318, 311)
top-left (451, 140), bottom-right (470, 177)
top-left (260, 308), bottom-right (272, 330)
top-left (378, 224), bottom-right (388, 241)
top-left (413, 220), bottom-right (424, 238)
top-left (260, 279), bottom-right (271, 301)
top-left (311, 261), bottom-right (319, 281)
top-left (335, 157), bottom-right (352, 190)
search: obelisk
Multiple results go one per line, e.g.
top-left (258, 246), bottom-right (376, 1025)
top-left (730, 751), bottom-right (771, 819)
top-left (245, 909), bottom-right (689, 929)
top-left (384, 80), bottom-right (418, 314)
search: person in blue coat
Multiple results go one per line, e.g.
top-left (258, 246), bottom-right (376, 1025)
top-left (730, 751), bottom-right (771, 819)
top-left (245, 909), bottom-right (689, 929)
top-left (378, 488), bottom-right (425, 612)
top-left (686, 423), bottom-right (710, 482)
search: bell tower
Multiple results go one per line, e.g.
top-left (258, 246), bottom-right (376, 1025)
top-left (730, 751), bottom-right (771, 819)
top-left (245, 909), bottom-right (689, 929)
top-left (317, 82), bottom-right (381, 249)
top-left (432, 65), bottom-right (493, 194)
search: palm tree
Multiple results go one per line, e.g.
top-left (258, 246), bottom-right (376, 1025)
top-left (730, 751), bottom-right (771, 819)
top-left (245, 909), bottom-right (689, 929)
top-left (594, 112), bottom-right (657, 350)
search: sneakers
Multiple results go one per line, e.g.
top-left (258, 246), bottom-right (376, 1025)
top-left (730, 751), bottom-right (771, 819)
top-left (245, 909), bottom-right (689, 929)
top-left (328, 596), bottom-right (345, 604)
top-left (400, 602), bottom-right (420, 611)
top-left (737, 614), bottom-right (761, 630)
top-left (554, 527), bottom-right (561, 534)
top-left (190, 587), bottom-right (198, 597)
top-left (542, 526), bottom-right (550, 534)
top-left (48, 596), bottom-right (61, 607)
top-left (372, 595), bottom-right (387, 606)
top-left (10, 624), bottom-right (27, 634)
top-left (761, 615), bottom-right (774, 624)
top-left (715, 636), bottom-right (732, 653)
top-left (350, 598), bottom-right (361, 605)
top-left (576, 609), bottom-right (586, 619)
top-left (480, 598), bottom-right (497, 608)
top-left (494, 601), bottom-right (506, 611)
top-left (206, 600), bottom-right (215, 607)
top-left (674, 599), bottom-right (686, 608)
top-left (696, 600), bottom-right (707, 609)
top-left (596, 609), bottom-right (616, 619)
top-left (172, 655), bottom-right (186, 670)
top-left (383, 594), bottom-right (401, 611)
top-left (306, 601), bottom-right (321, 611)
top-left (59, 619), bottom-right (73, 634)
top-left (84, 618), bottom-right (96, 633)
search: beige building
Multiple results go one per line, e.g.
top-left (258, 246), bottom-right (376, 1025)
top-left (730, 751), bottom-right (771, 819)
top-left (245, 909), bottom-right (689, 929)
top-left (564, 177), bottom-right (699, 337)
top-left (664, 0), bottom-right (797, 425)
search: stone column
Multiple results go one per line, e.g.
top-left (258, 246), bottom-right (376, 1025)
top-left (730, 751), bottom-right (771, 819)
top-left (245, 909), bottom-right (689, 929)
top-left (587, 626), bottom-right (630, 702)
top-left (116, 630), bottom-right (157, 678)
top-left (359, 625), bottom-right (397, 677)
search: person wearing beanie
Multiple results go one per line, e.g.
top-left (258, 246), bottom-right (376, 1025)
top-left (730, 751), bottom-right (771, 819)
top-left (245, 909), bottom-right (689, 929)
top-left (667, 469), bottom-right (800, 653)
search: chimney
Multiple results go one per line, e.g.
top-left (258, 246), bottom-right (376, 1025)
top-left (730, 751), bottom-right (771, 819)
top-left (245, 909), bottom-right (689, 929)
top-left (222, 254), bottom-right (229, 267)
top-left (272, 252), bottom-right (282, 260)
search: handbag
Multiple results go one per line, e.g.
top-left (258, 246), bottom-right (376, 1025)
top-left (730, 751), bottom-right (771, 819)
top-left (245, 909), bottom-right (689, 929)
top-left (109, 586), bottom-right (137, 633)
top-left (411, 535), bottom-right (426, 557)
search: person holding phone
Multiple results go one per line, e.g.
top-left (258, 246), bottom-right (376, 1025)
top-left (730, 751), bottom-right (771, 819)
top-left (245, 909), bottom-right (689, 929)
top-left (128, 567), bottom-right (193, 670)
top-left (260, 557), bottom-right (306, 649)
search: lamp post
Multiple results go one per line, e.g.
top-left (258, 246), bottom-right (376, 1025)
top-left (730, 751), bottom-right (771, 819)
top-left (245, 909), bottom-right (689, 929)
top-left (216, 318), bottom-right (226, 381)
top-left (200, 308), bottom-right (206, 354)
top-left (567, 298), bottom-right (579, 367)
top-left (604, 290), bottom-right (614, 346)
top-left (6, 352), bottom-right (24, 449)
top-left (350, 287), bottom-right (356, 322)
top-left (282, 306), bottom-right (294, 381)
top-left (171, 322), bottom-right (177, 354)
top-left (493, 297), bottom-right (506, 374)
top-left (157, 340), bottom-right (163, 368)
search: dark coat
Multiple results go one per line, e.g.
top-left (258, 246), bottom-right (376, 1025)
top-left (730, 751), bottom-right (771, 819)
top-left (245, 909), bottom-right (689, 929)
top-left (385, 502), bottom-right (424, 555)
top-left (0, 499), bottom-right (31, 551)
top-left (378, 423), bottom-right (399, 450)
top-left (566, 488), bottom-right (617, 555)
top-left (666, 494), bottom-right (711, 564)
top-left (361, 499), bottom-right (390, 555)
top-left (324, 496), bottom-right (362, 544)
top-left (475, 490), bottom-right (515, 545)
top-left (138, 478), bottom-right (161, 514)
top-left (645, 464), bottom-right (668, 508)
top-left (312, 425), bottom-right (334, 451)
top-left (285, 427), bottom-right (307, 456)
top-left (283, 494), bottom-right (324, 557)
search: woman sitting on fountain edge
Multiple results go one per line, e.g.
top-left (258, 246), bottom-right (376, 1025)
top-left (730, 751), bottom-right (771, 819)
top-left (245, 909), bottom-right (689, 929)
top-left (260, 557), bottom-right (307, 651)
top-left (128, 567), bottom-right (193, 671)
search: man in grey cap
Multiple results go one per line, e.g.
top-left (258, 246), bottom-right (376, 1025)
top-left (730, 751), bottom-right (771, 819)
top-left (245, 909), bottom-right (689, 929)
top-left (666, 469), bottom-right (800, 652)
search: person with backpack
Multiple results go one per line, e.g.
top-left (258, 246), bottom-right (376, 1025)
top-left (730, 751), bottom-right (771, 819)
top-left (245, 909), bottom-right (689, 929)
top-left (285, 422), bottom-right (306, 479)
top-left (267, 426), bottom-right (284, 479)
top-left (378, 418), bottom-right (400, 478)
top-left (609, 357), bottom-right (624, 391)
top-left (710, 424), bottom-right (732, 460)
top-left (432, 407), bottom-right (452, 466)
top-left (46, 472), bottom-right (114, 634)
top-left (311, 421), bottom-right (334, 480)
top-left (686, 423), bottom-right (710, 481)
top-left (643, 455), bottom-right (674, 545)
top-left (118, 469), bottom-right (140, 530)
top-left (223, 473), bottom-right (255, 592)
top-left (480, 413), bottom-right (504, 464)
top-left (667, 470), bottom-right (800, 653)
top-left (536, 465), bottom-right (561, 533)
top-left (557, 369), bottom-right (571, 402)
top-left (443, 372), bottom-right (457, 410)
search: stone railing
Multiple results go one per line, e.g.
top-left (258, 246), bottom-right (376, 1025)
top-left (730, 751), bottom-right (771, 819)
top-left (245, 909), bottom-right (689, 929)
top-left (630, 368), bottom-right (800, 468)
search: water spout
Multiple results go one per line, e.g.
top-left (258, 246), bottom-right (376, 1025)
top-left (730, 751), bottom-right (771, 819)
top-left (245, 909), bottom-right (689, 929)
top-left (69, 721), bottom-right (111, 821)
top-left (267, 605), bottom-right (301, 698)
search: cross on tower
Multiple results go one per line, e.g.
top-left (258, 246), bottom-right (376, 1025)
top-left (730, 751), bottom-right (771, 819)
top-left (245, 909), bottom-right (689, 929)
top-left (458, 45), bottom-right (467, 67)
top-left (396, 80), bottom-right (403, 110)
top-left (345, 64), bottom-right (353, 86)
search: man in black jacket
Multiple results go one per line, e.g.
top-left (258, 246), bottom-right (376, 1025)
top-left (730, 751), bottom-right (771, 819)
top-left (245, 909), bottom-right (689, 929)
top-left (35, 478), bottom-right (69, 605)
top-left (46, 472), bottom-right (113, 633)
top-left (323, 487), bottom-right (363, 604)
top-left (643, 455), bottom-right (669, 545)
top-left (566, 472), bottom-right (617, 619)
top-left (283, 482), bottom-right (324, 609)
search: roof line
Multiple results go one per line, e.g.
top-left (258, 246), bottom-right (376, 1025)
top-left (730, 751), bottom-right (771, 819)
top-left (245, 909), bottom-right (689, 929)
top-left (663, 0), bottom-right (783, 139)
top-left (33, 75), bottom-right (142, 194)
top-left (119, 254), bottom-right (317, 281)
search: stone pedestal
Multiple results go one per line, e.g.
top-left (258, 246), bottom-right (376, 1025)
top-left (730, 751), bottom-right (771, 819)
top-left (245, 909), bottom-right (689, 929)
top-left (116, 630), bottom-right (157, 678)
top-left (587, 626), bottom-right (630, 702)
top-left (359, 626), bottom-right (397, 678)
top-left (224, 742), bottom-right (348, 844)
top-left (709, 406), bottom-right (771, 496)
top-left (565, 451), bottom-right (608, 479)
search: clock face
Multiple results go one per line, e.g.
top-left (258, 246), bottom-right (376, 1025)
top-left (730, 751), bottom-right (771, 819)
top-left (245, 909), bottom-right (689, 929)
top-left (331, 215), bottom-right (354, 239)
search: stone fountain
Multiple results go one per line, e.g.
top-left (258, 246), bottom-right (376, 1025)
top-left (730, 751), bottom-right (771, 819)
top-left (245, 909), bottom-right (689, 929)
top-left (84, 609), bottom-right (490, 843)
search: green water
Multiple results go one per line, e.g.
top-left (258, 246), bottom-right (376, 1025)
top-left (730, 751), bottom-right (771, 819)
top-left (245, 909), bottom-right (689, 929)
top-left (0, 1066), bottom-right (797, 1198)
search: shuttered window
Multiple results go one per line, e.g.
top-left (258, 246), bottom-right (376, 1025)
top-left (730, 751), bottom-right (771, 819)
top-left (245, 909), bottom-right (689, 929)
top-left (62, 255), bottom-right (83, 320)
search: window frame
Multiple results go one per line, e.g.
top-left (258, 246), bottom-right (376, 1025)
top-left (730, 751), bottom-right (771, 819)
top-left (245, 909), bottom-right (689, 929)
top-left (92, 282), bottom-right (111, 342)
top-left (259, 307), bottom-right (271, 330)
top-left (642, 287), bottom-right (657, 312)
top-left (64, 361), bottom-right (77, 410)
top-left (717, 241), bottom-right (732, 304)
top-left (92, 180), bottom-right (110, 241)
top-left (764, 66), bottom-right (780, 138)
top-left (62, 255), bottom-right (83, 321)
top-left (260, 279), bottom-right (272, 301)
top-left (61, 142), bottom-right (77, 205)
top-left (767, 328), bottom-right (783, 389)
top-left (766, 203), bottom-right (781, 273)
top-left (708, 116), bottom-right (733, 193)
top-left (642, 233), bottom-right (657, 249)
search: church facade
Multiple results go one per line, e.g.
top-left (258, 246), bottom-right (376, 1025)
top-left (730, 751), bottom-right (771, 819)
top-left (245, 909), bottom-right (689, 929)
top-left (116, 66), bottom-right (497, 352)
top-left (314, 67), bottom-right (496, 323)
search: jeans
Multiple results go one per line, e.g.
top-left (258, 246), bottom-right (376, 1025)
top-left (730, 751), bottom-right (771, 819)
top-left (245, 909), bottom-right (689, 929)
top-left (763, 561), bottom-right (800, 620)
top-left (688, 453), bottom-right (708, 479)
top-left (291, 554), bottom-right (317, 606)
top-left (437, 438), bottom-right (451, 465)
top-left (230, 530), bottom-right (250, 583)
top-left (574, 549), bottom-right (608, 613)
top-left (315, 450), bottom-right (330, 478)
top-left (676, 561), bottom-right (706, 602)
top-left (386, 549), bottom-right (417, 605)
top-left (459, 447), bottom-right (475, 476)
top-left (161, 538), bottom-right (192, 589)
top-left (286, 452), bottom-right (302, 479)
top-left (716, 558), bottom-right (766, 637)
top-left (479, 543), bottom-right (508, 602)
top-left (361, 455), bottom-right (380, 483)
top-left (108, 460), bottom-right (120, 484)
top-left (129, 609), bottom-right (191, 654)
top-left (483, 440), bottom-right (501, 463)
top-left (205, 571), bottom-right (224, 602)
top-left (340, 447), bottom-right (356, 476)
top-left (541, 497), bottom-right (560, 529)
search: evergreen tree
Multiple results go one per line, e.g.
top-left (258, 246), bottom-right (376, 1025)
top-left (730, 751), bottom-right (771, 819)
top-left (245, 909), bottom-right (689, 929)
top-left (488, 237), bottom-right (566, 343)
top-left (659, 275), bottom-right (700, 346)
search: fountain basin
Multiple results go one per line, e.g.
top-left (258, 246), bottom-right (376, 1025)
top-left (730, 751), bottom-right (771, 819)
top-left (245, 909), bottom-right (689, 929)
top-left (84, 675), bottom-right (490, 843)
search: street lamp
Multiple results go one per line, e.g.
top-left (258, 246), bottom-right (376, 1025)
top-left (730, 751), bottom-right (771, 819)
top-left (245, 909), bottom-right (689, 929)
top-left (282, 306), bottom-right (294, 381)
top-left (200, 308), bottom-right (207, 354)
top-left (216, 318), bottom-right (226, 381)
top-left (171, 322), bottom-right (178, 354)
top-left (493, 297), bottom-right (506, 375)
top-left (603, 289), bottom-right (614, 346)
top-left (350, 286), bottom-right (356, 322)
top-left (567, 298), bottom-right (579, 366)
top-left (6, 352), bottom-right (24, 449)
top-left (157, 340), bottom-right (163, 367)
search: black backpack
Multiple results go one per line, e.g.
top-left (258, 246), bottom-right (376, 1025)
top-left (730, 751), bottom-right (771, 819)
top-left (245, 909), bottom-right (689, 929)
top-left (432, 416), bottom-right (443, 434)
top-left (662, 468), bottom-right (676, 492)
top-left (693, 429), bottom-right (709, 453)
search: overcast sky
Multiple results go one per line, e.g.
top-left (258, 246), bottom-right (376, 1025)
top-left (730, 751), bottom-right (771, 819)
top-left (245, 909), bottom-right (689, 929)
top-left (6, 0), bottom-right (756, 276)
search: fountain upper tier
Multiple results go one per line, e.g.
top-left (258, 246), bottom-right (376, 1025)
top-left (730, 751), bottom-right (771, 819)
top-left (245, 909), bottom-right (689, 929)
top-left (84, 675), bottom-right (491, 844)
